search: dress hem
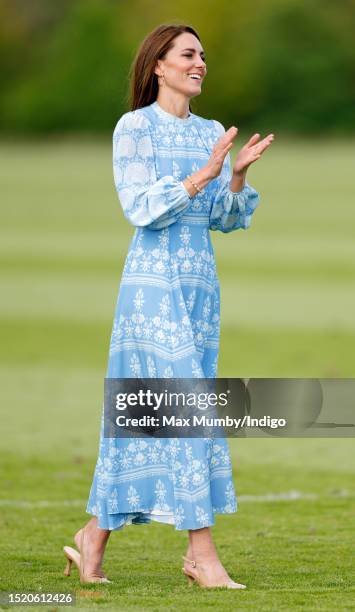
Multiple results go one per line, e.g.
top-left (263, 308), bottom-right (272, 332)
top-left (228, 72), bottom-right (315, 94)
top-left (86, 506), bottom-right (237, 532)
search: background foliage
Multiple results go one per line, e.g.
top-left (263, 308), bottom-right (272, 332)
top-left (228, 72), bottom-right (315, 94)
top-left (0, 0), bottom-right (354, 134)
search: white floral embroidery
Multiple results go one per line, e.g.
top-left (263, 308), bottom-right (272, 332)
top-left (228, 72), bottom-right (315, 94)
top-left (210, 442), bottom-right (232, 467)
top-left (195, 506), bottom-right (209, 525)
top-left (154, 480), bottom-right (171, 512)
top-left (224, 481), bottom-right (236, 512)
top-left (116, 134), bottom-right (136, 158)
top-left (108, 488), bottom-right (119, 512)
top-left (136, 135), bottom-right (152, 157)
top-left (172, 160), bottom-right (182, 179)
top-left (175, 504), bottom-right (185, 528)
top-left (103, 457), bottom-right (112, 470)
top-left (124, 161), bottom-right (150, 185)
top-left (134, 451), bottom-right (147, 466)
top-left (210, 354), bottom-right (219, 377)
top-left (111, 288), bottom-right (201, 356)
top-left (192, 358), bottom-right (204, 378)
top-left (127, 485), bottom-right (140, 510)
top-left (130, 352), bottom-right (142, 377)
top-left (124, 224), bottom-right (218, 283)
top-left (87, 433), bottom-right (236, 530)
top-left (163, 365), bottom-right (174, 378)
top-left (147, 355), bottom-right (157, 377)
top-left (133, 288), bottom-right (144, 310)
top-left (186, 289), bottom-right (196, 314)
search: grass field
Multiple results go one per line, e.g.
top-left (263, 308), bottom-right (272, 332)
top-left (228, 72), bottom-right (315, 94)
top-left (1, 137), bottom-right (355, 610)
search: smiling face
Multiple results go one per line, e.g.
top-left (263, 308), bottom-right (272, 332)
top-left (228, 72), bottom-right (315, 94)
top-left (155, 32), bottom-right (207, 98)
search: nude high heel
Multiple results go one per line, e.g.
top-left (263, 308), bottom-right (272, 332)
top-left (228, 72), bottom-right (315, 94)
top-left (182, 556), bottom-right (247, 589)
top-left (62, 527), bottom-right (111, 584)
top-left (63, 546), bottom-right (80, 577)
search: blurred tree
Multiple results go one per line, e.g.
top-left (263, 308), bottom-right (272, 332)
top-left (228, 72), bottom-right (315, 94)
top-left (251, 0), bottom-right (355, 133)
top-left (0, 0), bottom-right (354, 134)
top-left (1, 0), bottom-right (130, 132)
top-left (0, 0), bottom-right (71, 91)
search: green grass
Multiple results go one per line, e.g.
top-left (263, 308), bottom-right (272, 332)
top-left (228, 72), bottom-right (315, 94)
top-left (1, 137), bottom-right (355, 610)
top-left (1, 439), bottom-right (354, 610)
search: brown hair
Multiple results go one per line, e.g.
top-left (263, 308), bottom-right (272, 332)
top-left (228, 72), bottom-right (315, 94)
top-left (127, 23), bottom-right (202, 113)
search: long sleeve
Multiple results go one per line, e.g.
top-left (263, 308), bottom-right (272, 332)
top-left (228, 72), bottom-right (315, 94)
top-left (113, 111), bottom-right (191, 230)
top-left (209, 120), bottom-right (260, 233)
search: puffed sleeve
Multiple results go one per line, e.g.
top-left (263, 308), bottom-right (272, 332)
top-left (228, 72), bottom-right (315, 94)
top-left (209, 120), bottom-right (260, 233)
top-left (113, 111), bottom-right (191, 230)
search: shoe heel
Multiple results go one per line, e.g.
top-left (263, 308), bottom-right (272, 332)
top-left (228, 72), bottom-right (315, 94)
top-left (63, 557), bottom-right (72, 577)
top-left (186, 574), bottom-right (194, 586)
top-left (182, 568), bottom-right (194, 586)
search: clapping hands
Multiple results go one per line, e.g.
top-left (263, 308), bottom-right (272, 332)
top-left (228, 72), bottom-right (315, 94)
top-left (232, 131), bottom-right (274, 176)
top-left (206, 126), bottom-right (274, 182)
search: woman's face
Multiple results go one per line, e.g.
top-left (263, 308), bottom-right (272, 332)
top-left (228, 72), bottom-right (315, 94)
top-left (155, 32), bottom-right (207, 98)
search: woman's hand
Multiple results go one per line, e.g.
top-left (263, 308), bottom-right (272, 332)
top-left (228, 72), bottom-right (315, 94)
top-left (184, 126), bottom-right (238, 197)
top-left (205, 127), bottom-right (239, 179)
top-left (232, 133), bottom-right (274, 177)
top-left (197, 127), bottom-right (274, 196)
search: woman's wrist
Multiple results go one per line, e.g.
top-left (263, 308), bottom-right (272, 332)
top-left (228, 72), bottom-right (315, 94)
top-left (229, 170), bottom-right (247, 193)
top-left (182, 167), bottom-right (214, 198)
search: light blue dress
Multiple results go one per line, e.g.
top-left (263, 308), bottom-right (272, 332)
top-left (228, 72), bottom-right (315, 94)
top-left (86, 100), bottom-right (260, 531)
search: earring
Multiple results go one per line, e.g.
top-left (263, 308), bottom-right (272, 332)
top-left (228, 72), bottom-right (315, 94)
top-left (160, 73), bottom-right (165, 85)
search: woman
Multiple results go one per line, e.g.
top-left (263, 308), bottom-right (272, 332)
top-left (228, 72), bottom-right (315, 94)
top-left (63, 23), bottom-right (273, 589)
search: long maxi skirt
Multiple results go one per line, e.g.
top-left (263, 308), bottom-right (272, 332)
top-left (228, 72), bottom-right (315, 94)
top-left (86, 223), bottom-right (238, 531)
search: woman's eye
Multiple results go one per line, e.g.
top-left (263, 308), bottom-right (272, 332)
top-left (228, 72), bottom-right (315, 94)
top-left (183, 54), bottom-right (206, 61)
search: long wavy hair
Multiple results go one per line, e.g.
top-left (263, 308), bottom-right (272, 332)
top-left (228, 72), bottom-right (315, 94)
top-left (127, 23), bottom-right (202, 113)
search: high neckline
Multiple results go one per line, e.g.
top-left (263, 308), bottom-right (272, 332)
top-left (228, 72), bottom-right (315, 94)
top-left (151, 100), bottom-right (193, 123)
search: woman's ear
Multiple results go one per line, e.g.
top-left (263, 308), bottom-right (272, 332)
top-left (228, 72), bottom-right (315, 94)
top-left (154, 60), bottom-right (163, 78)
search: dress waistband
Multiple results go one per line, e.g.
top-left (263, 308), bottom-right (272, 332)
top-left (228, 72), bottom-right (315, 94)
top-left (179, 214), bottom-right (210, 226)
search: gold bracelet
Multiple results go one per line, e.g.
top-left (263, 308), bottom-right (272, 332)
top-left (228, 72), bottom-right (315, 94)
top-left (186, 175), bottom-right (203, 194)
